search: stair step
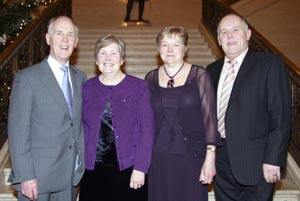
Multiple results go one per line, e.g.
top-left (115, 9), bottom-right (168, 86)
top-left (76, 44), bottom-right (211, 51)
top-left (74, 52), bottom-right (215, 59)
top-left (72, 27), bottom-right (216, 79)
top-left (78, 28), bottom-right (203, 34)
top-left (78, 39), bottom-right (207, 46)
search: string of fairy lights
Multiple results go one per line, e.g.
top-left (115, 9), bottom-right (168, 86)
top-left (0, 0), bottom-right (54, 120)
top-left (0, 0), bottom-right (53, 53)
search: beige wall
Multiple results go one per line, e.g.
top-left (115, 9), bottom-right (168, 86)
top-left (234, 0), bottom-right (300, 67)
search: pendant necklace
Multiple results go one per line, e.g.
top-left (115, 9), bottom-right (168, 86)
top-left (163, 62), bottom-right (185, 88)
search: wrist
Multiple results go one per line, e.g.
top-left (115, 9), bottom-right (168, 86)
top-left (206, 146), bottom-right (216, 152)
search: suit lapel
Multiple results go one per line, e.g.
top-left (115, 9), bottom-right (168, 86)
top-left (38, 59), bottom-right (71, 116)
top-left (228, 50), bottom-right (254, 106)
top-left (211, 61), bottom-right (224, 95)
top-left (69, 66), bottom-right (80, 119)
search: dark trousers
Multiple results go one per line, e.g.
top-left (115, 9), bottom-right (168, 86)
top-left (79, 163), bottom-right (147, 201)
top-left (215, 141), bottom-right (275, 201)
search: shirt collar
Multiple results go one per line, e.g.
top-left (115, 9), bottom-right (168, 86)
top-left (47, 55), bottom-right (69, 70)
top-left (224, 48), bottom-right (249, 66)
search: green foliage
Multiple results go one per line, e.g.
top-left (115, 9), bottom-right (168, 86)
top-left (0, 0), bottom-right (50, 53)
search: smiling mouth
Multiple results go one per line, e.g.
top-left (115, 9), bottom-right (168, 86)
top-left (227, 41), bottom-right (236, 45)
top-left (60, 46), bottom-right (69, 50)
top-left (104, 63), bottom-right (114, 66)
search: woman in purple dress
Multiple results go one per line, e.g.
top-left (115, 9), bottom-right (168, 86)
top-left (80, 34), bottom-right (154, 201)
top-left (145, 26), bottom-right (222, 201)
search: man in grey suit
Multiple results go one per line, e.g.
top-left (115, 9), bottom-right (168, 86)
top-left (8, 16), bottom-right (86, 201)
top-left (206, 14), bottom-right (291, 201)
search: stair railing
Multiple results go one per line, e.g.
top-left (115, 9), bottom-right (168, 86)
top-left (202, 0), bottom-right (300, 167)
top-left (0, 0), bottom-right (72, 149)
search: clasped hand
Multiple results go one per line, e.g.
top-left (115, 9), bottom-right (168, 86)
top-left (130, 169), bottom-right (145, 189)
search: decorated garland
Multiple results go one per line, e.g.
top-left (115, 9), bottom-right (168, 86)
top-left (0, 0), bottom-right (53, 53)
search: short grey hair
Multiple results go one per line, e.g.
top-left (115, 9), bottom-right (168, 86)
top-left (47, 16), bottom-right (78, 37)
top-left (94, 34), bottom-right (126, 60)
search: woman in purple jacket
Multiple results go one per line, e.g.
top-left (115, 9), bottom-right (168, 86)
top-left (79, 34), bottom-right (154, 201)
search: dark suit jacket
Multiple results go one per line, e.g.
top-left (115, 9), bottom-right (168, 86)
top-left (206, 49), bottom-right (291, 185)
top-left (8, 58), bottom-right (86, 193)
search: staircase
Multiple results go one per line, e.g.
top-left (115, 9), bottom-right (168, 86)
top-left (70, 27), bottom-right (216, 79)
top-left (0, 27), bottom-right (299, 200)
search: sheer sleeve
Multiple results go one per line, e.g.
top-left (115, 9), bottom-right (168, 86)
top-left (196, 67), bottom-right (222, 146)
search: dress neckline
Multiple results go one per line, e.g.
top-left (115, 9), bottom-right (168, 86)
top-left (157, 65), bottom-right (193, 89)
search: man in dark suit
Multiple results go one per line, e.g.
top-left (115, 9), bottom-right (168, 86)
top-left (8, 16), bottom-right (86, 201)
top-left (206, 13), bottom-right (291, 201)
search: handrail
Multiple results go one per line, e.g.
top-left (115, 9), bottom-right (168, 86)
top-left (202, 0), bottom-right (300, 167)
top-left (0, 0), bottom-right (72, 149)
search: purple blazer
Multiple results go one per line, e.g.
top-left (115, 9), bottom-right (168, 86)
top-left (82, 74), bottom-right (154, 173)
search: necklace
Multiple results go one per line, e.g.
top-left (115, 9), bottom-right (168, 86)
top-left (163, 62), bottom-right (185, 88)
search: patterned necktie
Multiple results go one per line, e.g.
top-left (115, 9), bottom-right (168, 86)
top-left (60, 66), bottom-right (73, 118)
top-left (218, 61), bottom-right (236, 138)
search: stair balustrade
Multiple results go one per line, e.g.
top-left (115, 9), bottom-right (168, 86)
top-left (0, 0), bottom-right (72, 150)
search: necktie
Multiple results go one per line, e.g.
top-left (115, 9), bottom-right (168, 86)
top-left (60, 66), bottom-right (73, 117)
top-left (218, 61), bottom-right (236, 138)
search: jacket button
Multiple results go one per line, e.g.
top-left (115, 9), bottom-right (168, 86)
top-left (69, 145), bottom-right (73, 149)
top-left (71, 123), bottom-right (73, 127)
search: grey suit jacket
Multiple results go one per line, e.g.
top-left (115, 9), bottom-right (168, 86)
top-left (8, 58), bottom-right (86, 193)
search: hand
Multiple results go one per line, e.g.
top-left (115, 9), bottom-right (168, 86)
top-left (130, 169), bottom-right (145, 189)
top-left (263, 163), bottom-right (281, 183)
top-left (199, 151), bottom-right (216, 184)
top-left (21, 179), bottom-right (38, 200)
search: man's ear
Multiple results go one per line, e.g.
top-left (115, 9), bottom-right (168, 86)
top-left (217, 36), bottom-right (221, 46)
top-left (46, 33), bottom-right (51, 45)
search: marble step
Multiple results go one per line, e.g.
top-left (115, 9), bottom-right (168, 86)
top-left (80, 36), bottom-right (205, 42)
top-left (75, 55), bottom-right (215, 64)
top-left (74, 28), bottom-right (210, 40)
top-left (72, 28), bottom-right (216, 78)
top-left (76, 45), bottom-right (212, 52)
top-left (76, 59), bottom-right (216, 79)
top-left (77, 28), bottom-right (204, 34)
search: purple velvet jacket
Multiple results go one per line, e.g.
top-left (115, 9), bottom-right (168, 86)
top-left (82, 74), bottom-right (154, 173)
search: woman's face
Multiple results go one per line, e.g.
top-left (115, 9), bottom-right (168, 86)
top-left (158, 35), bottom-right (187, 66)
top-left (96, 43), bottom-right (124, 76)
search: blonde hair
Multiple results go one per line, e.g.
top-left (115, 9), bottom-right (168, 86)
top-left (156, 26), bottom-right (188, 46)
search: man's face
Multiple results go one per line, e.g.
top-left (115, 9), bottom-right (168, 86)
top-left (46, 17), bottom-right (78, 65)
top-left (217, 15), bottom-right (251, 60)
